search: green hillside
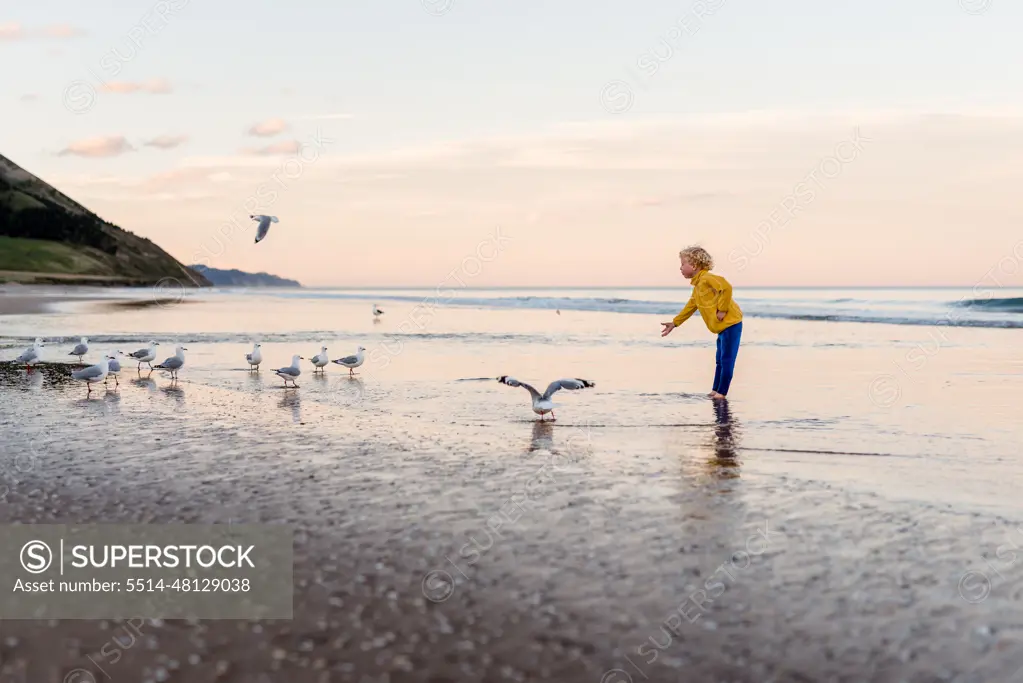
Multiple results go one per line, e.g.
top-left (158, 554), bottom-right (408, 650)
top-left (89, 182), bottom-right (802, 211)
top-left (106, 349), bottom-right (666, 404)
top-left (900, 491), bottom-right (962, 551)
top-left (0, 154), bottom-right (210, 287)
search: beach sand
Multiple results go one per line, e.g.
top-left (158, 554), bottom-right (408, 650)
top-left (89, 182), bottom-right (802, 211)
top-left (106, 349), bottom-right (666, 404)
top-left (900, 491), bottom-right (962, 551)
top-left (0, 291), bottom-right (1021, 681)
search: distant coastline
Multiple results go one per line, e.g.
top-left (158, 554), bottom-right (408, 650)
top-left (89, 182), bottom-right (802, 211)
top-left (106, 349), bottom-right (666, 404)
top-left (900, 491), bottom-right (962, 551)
top-left (189, 265), bottom-right (302, 288)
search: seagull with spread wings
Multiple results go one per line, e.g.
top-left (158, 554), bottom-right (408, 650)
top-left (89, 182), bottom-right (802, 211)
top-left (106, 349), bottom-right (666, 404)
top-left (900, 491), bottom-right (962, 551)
top-left (497, 376), bottom-right (595, 421)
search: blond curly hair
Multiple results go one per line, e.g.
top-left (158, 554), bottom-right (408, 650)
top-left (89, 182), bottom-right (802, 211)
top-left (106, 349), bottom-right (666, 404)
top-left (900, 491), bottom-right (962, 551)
top-left (679, 245), bottom-right (714, 271)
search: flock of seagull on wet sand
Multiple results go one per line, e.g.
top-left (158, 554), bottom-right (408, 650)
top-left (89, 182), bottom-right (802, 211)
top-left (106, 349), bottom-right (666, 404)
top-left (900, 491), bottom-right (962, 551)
top-left (8, 304), bottom-right (596, 420)
top-left (12, 337), bottom-right (368, 394)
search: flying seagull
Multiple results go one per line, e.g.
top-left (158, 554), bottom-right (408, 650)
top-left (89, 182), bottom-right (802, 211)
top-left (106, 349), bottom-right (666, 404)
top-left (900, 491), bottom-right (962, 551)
top-left (246, 342), bottom-right (263, 371)
top-left (331, 346), bottom-right (365, 376)
top-left (497, 376), bottom-right (595, 421)
top-left (123, 341), bottom-right (160, 371)
top-left (72, 356), bottom-right (112, 396)
top-left (275, 354), bottom-right (303, 387)
top-left (69, 337), bottom-right (89, 363)
top-left (16, 338), bottom-right (44, 370)
top-left (310, 346), bottom-right (329, 373)
top-left (250, 214), bottom-right (279, 244)
top-left (154, 346), bottom-right (187, 380)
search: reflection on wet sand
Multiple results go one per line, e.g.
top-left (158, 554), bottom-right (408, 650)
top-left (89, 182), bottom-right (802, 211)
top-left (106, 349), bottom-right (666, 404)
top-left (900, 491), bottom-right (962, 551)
top-left (278, 391), bottom-right (301, 423)
top-left (131, 373), bottom-right (156, 391)
top-left (161, 383), bottom-right (185, 409)
top-left (528, 420), bottom-right (554, 453)
top-left (709, 400), bottom-right (741, 480)
top-left (331, 376), bottom-right (365, 407)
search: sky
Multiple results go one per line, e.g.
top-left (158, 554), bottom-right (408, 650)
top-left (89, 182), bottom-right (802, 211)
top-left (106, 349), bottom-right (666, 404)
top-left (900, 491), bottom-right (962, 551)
top-left (3, 0), bottom-right (1023, 287)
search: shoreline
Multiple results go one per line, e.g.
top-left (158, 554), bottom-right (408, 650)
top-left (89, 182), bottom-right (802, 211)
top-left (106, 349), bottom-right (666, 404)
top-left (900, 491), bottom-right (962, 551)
top-left (0, 286), bottom-right (193, 316)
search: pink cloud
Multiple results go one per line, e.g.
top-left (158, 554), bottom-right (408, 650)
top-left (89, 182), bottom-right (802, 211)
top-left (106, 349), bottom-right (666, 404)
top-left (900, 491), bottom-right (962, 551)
top-left (144, 135), bottom-right (189, 150)
top-left (243, 140), bottom-right (301, 156)
top-left (0, 23), bottom-right (84, 40)
top-left (41, 24), bottom-right (84, 39)
top-left (100, 79), bottom-right (172, 95)
top-left (247, 118), bottom-right (289, 137)
top-left (58, 136), bottom-right (135, 159)
top-left (0, 23), bottom-right (22, 40)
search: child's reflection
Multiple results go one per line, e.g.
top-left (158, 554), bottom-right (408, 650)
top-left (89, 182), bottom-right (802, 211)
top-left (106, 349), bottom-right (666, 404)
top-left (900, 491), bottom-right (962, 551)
top-left (709, 399), bottom-right (741, 479)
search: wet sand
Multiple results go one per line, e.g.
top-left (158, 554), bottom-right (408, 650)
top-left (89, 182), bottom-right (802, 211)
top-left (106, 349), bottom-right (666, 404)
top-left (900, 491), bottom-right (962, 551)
top-left (0, 286), bottom-right (152, 316)
top-left (1, 293), bottom-right (1022, 681)
top-left (1, 364), bottom-right (1022, 682)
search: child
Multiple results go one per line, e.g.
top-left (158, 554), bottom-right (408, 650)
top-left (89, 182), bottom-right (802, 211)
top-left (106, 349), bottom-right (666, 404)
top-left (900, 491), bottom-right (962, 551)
top-left (661, 246), bottom-right (743, 399)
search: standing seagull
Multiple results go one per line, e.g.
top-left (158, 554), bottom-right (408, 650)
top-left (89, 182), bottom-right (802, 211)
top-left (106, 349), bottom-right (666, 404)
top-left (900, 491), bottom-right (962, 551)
top-left (331, 347), bottom-right (365, 376)
top-left (250, 214), bottom-right (279, 244)
top-left (246, 342), bottom-right (263, 371)
top-left (105, 352), bottom-right (122, 386)
top-left (497, 376), bottom-right (595, 421)
top-left (69, 337), bottom-right (89, 363)
top-left (72, 356), bottom-right (111, 396)
top-left (124, 341), bottom-right (160, 371)
top-left (16, 338), bottom-right (44, 370)
top-left (154, 346), bottom-right (187, 380)
top-left (373, 304), bottom-right (384, 319)
top-left (310, 346), bottom-right (329, 373)
top-left (275, 355), bottom-right (304, 387)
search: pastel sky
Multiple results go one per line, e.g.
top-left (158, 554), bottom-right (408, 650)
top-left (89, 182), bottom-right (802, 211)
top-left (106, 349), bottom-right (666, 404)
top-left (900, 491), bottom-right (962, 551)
top-left (4, 0), bottom-right (1023, 287)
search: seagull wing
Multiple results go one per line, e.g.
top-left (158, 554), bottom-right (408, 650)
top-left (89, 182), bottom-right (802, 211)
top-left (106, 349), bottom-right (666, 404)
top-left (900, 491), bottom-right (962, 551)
top-left (542, 378), bottom-right (595, 400)
top-left (246, 353), bottom-right (253, 362)
top-left (498, 376), bottom-right (541, 400)
top-left (255, 216), bottom-right (271, 243)
top-left (70, 344), bottom-right (87, 355)
top-left (333, 354), bottom-right (358, 366)
top-left (72, 365), bottom-right (105, 380)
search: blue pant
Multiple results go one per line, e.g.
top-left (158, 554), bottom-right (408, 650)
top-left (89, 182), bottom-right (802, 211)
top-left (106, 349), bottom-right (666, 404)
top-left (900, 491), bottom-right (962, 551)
top-left (713, 322), bottom-right (742, 395)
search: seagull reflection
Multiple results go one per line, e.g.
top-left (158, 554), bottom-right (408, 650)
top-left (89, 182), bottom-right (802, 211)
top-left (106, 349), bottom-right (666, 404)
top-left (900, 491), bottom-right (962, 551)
top-left (528, 420), bottom-right (554, 453)
top-left (26, 369), bottom-right (44, 392)
top-left (709, 399), bottom-right (741, 479)
top-left (131, 373), bottom-right (156, 392)
top-left (161, 383), bottom-right (185, 410)
top-left (278, 391), bottom-right (301, 423)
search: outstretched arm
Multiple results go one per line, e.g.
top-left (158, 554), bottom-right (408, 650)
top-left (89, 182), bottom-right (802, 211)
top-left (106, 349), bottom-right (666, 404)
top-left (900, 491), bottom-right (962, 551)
top-left (662, 294), bottom-right (697, 336)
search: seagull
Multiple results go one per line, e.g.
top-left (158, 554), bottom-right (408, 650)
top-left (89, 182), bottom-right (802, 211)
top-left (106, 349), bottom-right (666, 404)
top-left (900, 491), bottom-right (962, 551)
top-left (246, 342), bottom-right (263, 371)
top-left (69, 337), bottom-right (89, 363)
top-left (105, 352), bottom-right (122, 386)
top-left (16, 338), bottom-right (44, 370)
top-left (275, 355), bottom-right (303, 387)
top-left (310, 346), bottom-right (329, 373)
top-left (331, 346), bottom-right (365, 376)
top-left (373, 304), bottom-right (384, 318)
top-left (123, 341), bottom-right (160, 371)
top-left (250, 214), bottom-right (279, 244)
top-left (72, 356), bottom-right (111, 396)
top-left (154, 346), bottom-right (187, 380)
top-left (497, 376), bottom-right (595, 421)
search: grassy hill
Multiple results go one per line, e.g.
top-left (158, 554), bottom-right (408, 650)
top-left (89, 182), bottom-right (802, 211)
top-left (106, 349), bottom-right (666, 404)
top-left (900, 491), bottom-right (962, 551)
top-left (0, 154), bottom-right (210, 287)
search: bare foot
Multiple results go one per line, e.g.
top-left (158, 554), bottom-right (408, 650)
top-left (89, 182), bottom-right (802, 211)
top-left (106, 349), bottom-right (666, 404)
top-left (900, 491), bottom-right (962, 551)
top-left (709, 391), bottom-right (727, 400)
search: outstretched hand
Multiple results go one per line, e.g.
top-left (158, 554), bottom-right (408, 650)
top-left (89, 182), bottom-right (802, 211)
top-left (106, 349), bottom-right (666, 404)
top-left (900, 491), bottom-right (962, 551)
top-left (661, 322), bottom-right (675, 337)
